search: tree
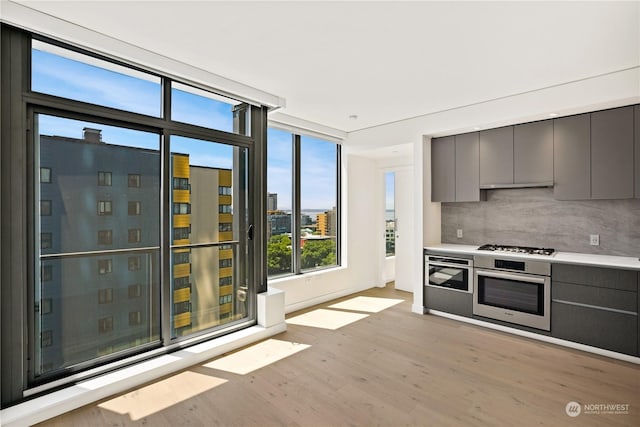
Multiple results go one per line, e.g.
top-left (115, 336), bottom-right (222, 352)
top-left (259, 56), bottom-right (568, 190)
top-left (267, 234), bottom-right (292, 275)
top-left (301, 239), bottom-right (336, 269)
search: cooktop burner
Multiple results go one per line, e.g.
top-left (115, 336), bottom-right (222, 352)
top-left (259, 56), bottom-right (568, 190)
top-left (477, 244), bottom-right (555, 256)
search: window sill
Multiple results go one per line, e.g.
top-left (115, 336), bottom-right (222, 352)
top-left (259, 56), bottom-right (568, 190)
top-left (267, 265), bottom-right (347, 286)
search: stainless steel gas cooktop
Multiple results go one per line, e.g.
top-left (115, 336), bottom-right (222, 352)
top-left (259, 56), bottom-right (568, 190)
top-left (477, 244), bottom-right (555, 256)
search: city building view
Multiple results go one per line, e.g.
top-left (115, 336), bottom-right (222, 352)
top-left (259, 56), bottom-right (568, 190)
top-left (37, 121), bottom-right (242, 377)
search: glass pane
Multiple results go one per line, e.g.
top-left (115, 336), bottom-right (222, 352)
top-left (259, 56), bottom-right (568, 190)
top-left (32, 40), bottom-right (161, 117)
top-left (385, 172), bottom-right (396, 257)
top-left (300, 136), bottom-right (338, 271)
top-left (266, 128), bottom-right (293, 276)
top-left (35, 114), bottom-right (161, 377)
top-left (170, 136), bottom-right (248, 338)
top-left (171, 82), bottom-right (248, 134)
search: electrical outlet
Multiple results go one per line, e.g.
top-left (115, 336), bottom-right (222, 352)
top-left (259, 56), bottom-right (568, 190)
top-left (456, 229), bottom-right (463, 238)
top-left (590, 234), bottom-right (600, 246)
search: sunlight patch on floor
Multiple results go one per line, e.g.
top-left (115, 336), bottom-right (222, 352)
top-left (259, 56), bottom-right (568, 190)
top-left (98, 370), bottom-right (227, 421)
top-left (328, 296), bottom-right (404, 313)
top-left (203, 338), bottom-right (310, 375)
top-left (286, 308), bottom-right (369, 330)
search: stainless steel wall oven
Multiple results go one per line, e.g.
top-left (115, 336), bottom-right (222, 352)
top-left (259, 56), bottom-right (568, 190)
top-left (425, 254), bottom-right (473, 293)
top-left (473, 256), bottom-right (551, 331)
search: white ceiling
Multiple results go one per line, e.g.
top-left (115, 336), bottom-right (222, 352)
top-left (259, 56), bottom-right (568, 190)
top-left (7, 1), bottom-right (640, 135)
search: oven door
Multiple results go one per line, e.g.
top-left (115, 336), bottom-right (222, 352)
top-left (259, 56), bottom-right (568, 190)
top-left (473, 269), bottom-right (550, 331)
top-left (426, 261), bottom-right (472, 293)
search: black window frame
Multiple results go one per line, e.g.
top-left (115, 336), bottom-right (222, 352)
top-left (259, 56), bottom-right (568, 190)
top-left (1, 25), bottom-right (267, 405)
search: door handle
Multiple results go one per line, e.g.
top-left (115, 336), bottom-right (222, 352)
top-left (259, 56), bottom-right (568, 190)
top-left (247, 224), bottom-right (254, 240)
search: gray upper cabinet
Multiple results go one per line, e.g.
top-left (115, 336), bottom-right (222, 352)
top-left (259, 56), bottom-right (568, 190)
top-left (635, 106), bottom-right (640, 199)
top-left (591, 106), bottom-right (634, 199)
top-left (431, 136), bottom-right (455, 202)
top-left (455, 132), bottom-right (480, 202)
top-left (514, 120), bottom-right (553, 184)
top-left (479, 126), bottom-right (514, 186)
top-left (553, 114), bottom-right (591, 200)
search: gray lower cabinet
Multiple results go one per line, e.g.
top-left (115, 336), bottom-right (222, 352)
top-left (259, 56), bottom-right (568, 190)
top-left (553, 113), bottom-right (591, 200)
top-left (424, 286), bottom-right (472, 318)
top-left (551, 264), bottom-right (638, 356)
top-left (431, 136), bottom-right (455, 202)
top-left (479, 126), bottom-right (514, 186)
top-left (514, 120), bottom-right (553, 185)
top-left (635, 106), bottom-right (640, 199)
top-left (591, 106), bottom-right (634, 199)
top-left (455, 132), bottom-right (480, 202)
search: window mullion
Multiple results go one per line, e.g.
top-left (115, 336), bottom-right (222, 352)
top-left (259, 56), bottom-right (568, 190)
top-left (292, 134), bottom-right (302, 274)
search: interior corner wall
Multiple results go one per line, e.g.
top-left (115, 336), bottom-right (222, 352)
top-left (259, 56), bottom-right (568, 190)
top-left (270, 153), bottom-right (379, 313)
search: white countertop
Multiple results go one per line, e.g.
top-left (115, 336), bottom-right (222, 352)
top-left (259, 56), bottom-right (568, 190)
top-left (425, 243), bottom-right (640, 270)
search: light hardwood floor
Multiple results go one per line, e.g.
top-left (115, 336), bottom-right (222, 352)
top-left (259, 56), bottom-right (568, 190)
top-left (39, 284), bottom-right (639, 426)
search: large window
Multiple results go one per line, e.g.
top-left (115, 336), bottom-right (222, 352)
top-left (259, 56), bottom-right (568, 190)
top-left (385, 172), bottom-right (396, 257)
top-left (0, 29), bottom-right (265, 402)
top-left (266, 128), bottom-right (341, 277)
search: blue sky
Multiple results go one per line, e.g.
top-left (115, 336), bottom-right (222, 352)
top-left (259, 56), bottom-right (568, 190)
top-left (385, 171), bottom-right (395, 211)
top-left (33, 46), bottom-right (337, 210)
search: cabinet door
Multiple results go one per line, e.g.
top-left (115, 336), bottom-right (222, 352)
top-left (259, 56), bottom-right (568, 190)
top-left (455, 132), bottom-right (479, 202)
top-left (514, 120), bottom-right (553, 184)
top-left (635, 106), bottom-right (640, 199)
top-left (431, 136), bottom-right (455, 202)
top-left (479, 126), bottom-right (514, 186)
top-left (591, 106), bottom-right (634, 199)
top-left (553, 114), bottom-right (591, 200)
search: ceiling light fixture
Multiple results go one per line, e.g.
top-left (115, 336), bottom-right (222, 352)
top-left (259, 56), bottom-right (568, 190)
top-left (549, 113), bottom-right (558, 117)
top-left (348, 114), bottom-right (358, 120)
top-left (474, 126), bottom-right (481, 130)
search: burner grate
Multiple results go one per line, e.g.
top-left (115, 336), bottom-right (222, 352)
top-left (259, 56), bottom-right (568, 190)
top-left (477, 244), bottom-right (555, 256)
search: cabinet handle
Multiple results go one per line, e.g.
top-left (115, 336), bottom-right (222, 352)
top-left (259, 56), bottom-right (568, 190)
top-left (552, 299), bottom-right (637, 316)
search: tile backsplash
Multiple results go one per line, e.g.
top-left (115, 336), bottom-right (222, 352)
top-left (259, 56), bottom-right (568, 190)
top-left (441, 188), bottom-right (640, 257)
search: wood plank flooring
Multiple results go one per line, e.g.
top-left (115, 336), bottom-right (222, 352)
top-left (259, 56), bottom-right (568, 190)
top-left (38, 284), bottom-right (639, 426)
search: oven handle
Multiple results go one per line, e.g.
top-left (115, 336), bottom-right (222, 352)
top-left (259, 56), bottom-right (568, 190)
top-left (475, 268), bottom-right (547, 284)
top-left (428, 261), bottom-right (473, 270)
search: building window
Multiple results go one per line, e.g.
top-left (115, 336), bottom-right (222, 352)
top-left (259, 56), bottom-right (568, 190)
top-left (219, 276), bottom-right (232, 286)
top-left (128, 201), bottom-right (141, 215)
top-left (128, 174), bottom-right (141, 188)
top-left (218, 186), bottom-right (231, 195)
top-left (98, 171), bottom-right (112, 186)
top-left (173, 227), bottom-right (190, 240)
top-left (173, 203), bottom-right (191, 214)
top-left (98, 259), bottom-right (112, 275)
top-left (41, 330), bottom-right (53, 347)
top-left (98, 230), bottom-right (113, 245)
top-left (40, 167), bottom-right (51, 183)
top-left (219, 294), bottom-right (232, 305)
top-left (219, 223), bottom-right (232, 232)
top-left (41, 298), bottom-right (52, 315)
top-left (173, 251), bottom-right (190, 265)
top-left (40, 200), bottom-right (52, 216)
top-left (219, 258), bottom-right (232, 268)
top-left (128, 284), bottom-right (142, 298)
top-left (219, 204), bottom-right (232, 214)
top-left (41, 232), bottom-right (52, 249)
top-left (98, 317), bottom-right (114, 333)
top-left (128, 256), bottom-right (141, 271)
top-left (173, 177), bottom-right (190, 190)
top-left (98, 288), bottom-right (113, 304)
top-left (174, 277), bottom-right (190, 290)
top-left (128, 311), bottom-right (142, 326)
top-left (173, 301), bottom-right (191, 315)
top-left (41, 265), bottom-right (52, 281)
top-left (98, 200), bottom-right (112, 215)
top-left (128, 228), bottom-right (141, 243)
